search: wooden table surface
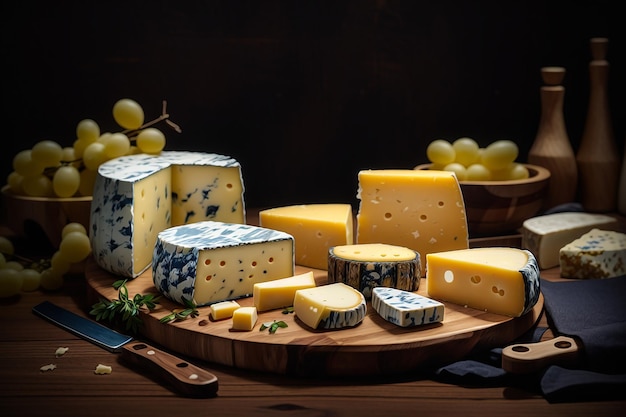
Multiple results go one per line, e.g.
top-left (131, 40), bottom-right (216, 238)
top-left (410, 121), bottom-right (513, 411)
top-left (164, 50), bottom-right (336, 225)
top-left (2, 219), bottom-right (625, 417)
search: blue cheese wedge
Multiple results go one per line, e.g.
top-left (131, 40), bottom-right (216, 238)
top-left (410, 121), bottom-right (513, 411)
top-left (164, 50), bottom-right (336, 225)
top-left (90, 151), bottom-right (245, 278)
top-left (371, 287), bottom-right (444, 327)
top-left (293, 283), bottom-right (367, 330)
top-left (559, 229), bottom-right (626, 279)
top-left (153, 221), bottom-right (294, 307)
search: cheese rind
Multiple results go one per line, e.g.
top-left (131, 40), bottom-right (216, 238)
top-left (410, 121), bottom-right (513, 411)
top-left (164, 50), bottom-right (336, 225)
top-left (90, 151), bottom-right (245, 278)
top-left (152, 221), bottom-right (294, 307)
top-left (371, 287), bottom-right (444, 327)
top-left (559, 229), bottom-right (626, 279)
top-left (327, 243), bottom-right (421, 299)
top-left (258, 204), bottom-right (353, 270)
top-left (232, 306), bottom-right (258, 331)
top-left (426, 248), bottom-right (540, 317)
top-left (253, 271), bottom-right (317, 312)
top-left (293, 283), bottom-right (367, 330)
top-left (356, 169), bottom-right (468, 276)
top-left (210, 300), bottom-right (241, 320)
top-left (521, 212), bottom-right (618, 269)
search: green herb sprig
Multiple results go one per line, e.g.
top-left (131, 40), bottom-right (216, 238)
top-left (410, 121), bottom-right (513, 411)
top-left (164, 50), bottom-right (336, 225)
top-left (159, 297), bottom-right (199, 324)
top-left (260, 320), bottom-right (288, 334)
top-left (90, 279), bottom-right (161, 334)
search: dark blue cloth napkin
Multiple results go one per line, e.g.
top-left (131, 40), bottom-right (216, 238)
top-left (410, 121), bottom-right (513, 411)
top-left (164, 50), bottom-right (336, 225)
top-left (433, 276), bottom-right (626, 402)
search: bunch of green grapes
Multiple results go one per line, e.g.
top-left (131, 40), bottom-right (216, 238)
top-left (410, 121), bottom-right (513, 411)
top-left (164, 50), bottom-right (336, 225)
top-left (425, 137), bottom-right (529, 181)
top-left (0, 223), bottom-right (91, 297)
top-left (6, 99), bottom-right (179, 198)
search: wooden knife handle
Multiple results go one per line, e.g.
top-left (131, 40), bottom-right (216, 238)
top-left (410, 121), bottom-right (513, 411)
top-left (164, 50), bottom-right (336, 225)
top-left (120, 341), bottom-right (218, 397)
top-left (501, 336), bottom-right (580, 374)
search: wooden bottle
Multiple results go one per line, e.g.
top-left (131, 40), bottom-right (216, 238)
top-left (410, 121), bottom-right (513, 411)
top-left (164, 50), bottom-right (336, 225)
top-left (576, 37), bottom-right (620, 212)
top-left (618, 136), bottom-right (626, 215)
top-left (528, 66), bottom-right (578, 211)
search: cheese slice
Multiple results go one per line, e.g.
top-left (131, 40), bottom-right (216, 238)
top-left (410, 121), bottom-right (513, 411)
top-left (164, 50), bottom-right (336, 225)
top-left (559, 229), bottom-right (626, 279)
top-left (293, 283), bottom-right (367, 330)
top-left (356, 169), bottom-right (468, 276)
top-left (209, 300), bottom-right (241, 321)
top-left (232, 306), bottom-right (258, 331)
top-left (371, 287), bottom-right (444, 327)
top-left (90, 151), bottom-right (245, 278)
top-left (253, 271), bottom-right (317, 312)
top-left (521, 212), bottom-right (618, 269)
top-left (426, 247), bottom-right (540, 317)
top-left (258, 204), bottom-right (354, 269)
top-left (327, 243), bottom-right (421, 299)
top-left (153, 221), bottom-right (294, 307)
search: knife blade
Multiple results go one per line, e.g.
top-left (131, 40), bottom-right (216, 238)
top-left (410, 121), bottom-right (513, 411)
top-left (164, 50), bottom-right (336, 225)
top-left (501, 335), bottom-right (581, 374)
top-left (33, 300), bottom-right (218, 397)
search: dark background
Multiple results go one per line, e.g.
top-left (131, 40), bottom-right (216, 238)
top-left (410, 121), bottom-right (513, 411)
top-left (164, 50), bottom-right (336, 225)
top-left (2, 0), bottom-right (624, 210)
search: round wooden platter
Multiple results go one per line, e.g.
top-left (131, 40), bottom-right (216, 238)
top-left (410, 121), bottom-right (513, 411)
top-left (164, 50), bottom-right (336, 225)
top-left (85, 259), bottom-right (544, 377)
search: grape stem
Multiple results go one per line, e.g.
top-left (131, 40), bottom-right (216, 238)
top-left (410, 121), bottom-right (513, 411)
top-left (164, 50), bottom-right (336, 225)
top-left (122, 100), bottom-right (182, 136)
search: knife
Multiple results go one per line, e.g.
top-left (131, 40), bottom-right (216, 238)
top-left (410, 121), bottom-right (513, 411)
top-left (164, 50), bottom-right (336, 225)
top-left (501, 335), bottom-right (581, 374)
top-left (32, 300), bottom-right (218, 397)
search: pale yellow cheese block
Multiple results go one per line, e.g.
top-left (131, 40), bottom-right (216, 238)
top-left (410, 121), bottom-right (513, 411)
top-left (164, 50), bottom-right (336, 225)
top-left (209, 300), bottom-right (241, 320)
top-left (293, 283), bottom-right (367, 330)
top-left (259, 204), bottom-right (354, 269)
top-left (232, 306), bottom-right (258, 331)
top-left (356, 169), bottom-right (469, 276)
top-left (253, 271), bottom-right (317, 312)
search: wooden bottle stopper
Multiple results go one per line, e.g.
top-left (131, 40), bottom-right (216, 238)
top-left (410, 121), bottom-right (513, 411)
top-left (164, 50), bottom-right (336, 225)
top-left (541, 66), bottom-right (565, 86)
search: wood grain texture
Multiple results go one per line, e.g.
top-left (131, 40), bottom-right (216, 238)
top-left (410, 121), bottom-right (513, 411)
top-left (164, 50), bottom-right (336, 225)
top-left (85, 259), bottom-right (543, 377)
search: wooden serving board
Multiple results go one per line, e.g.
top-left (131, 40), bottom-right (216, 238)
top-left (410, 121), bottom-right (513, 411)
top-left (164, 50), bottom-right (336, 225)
top-left (85, 259), bottom-right (543, 377)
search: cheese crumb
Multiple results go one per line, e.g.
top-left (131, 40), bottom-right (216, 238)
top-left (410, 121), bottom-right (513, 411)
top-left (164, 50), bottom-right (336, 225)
top-left (94, 364), bottom-right (112, 374)
top-left (55, 347), bottom-right (69, 357)
top-left (40, 364), bottom-right (57, 372)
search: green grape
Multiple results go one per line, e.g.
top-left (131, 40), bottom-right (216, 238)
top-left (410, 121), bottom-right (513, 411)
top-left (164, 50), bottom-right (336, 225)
top-left (113, 98), bottom-right (145, 130)
top-left (19, 268), bottom-right (42, 292)
top-left (0, 268), bottom-right (22, 298)
top-left (72, 138), bottom-right (88, 159)
top-left (442, 162), bottom-right (467, 181)
top-left (103, 132), bottom-right (131, 159)
top-left (136, 127), bottom-right (166, 154)
top-left (465, 163), bottom-right (492, 181)
top-left (13, 150), bottom-right (45, 177)
top-left (52, 165), bottom-right (80, 197)
top-left (39, 267), bottom-right (64, 291)
top-left (452, 137), bottom-right (480, 167)
top-left (426, 139), bottom-right (455, 165)
top-left (58, 231), bottom-right (91, 263)
top-left (61, 146), bottom-right (77, 165)
top-left (31, 140), bottom-right (63, 168)
top-left (6, 171), bottom-right (24, 193)
top-left (4, 260), bottom-right (23, 271)
top-left (62, 222), bottom-right (87, 238)
top-left (508, 163), bottom-right (530, 180)
top-left (480, 140), bottom-right (519, 171)
top-left (21, 174), bottom-right (53, 197)
top-left (82, 142), bottom-right (109, 170)
top-left (0, 252), bottom-right (5, 268)
top-left (78, 168), bottom-right (97, 196)
top-left (50, 250), bottom-right (71, 276)
top-left (76, 118), bottom-right (100, 143)
top-left (0, 236), bottom-right (15, 256)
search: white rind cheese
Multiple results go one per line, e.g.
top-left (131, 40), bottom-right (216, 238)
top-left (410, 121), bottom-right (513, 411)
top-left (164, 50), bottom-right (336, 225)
top-left (559, 229), bottom-right (626, 279)
top-left (90, 151), bottom-right (245, 278)
top-left (293, 283), bottom-right (367, 330)
top-left (426, 248), bottom-right (540, 317)
top-left (153, 221), bottom-right (294, 307)
top-left (521, 212), bottom-right (617, 269)
top-left (327, 243), bottom-right (421, 299)
top-left (371, 287), bottom-right (444, 327)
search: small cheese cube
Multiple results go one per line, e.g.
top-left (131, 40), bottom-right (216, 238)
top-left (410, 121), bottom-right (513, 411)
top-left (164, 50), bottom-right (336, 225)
top-left (253, 271), bottom-right (317, 312)
top-left (559, 229), bottom-right (626, 279)
top-left (232, 306), bottom-right (258, 331)
top-left (209, 300), bottom-right (241, 320)
top-left (293, 283), bottom-right (367, 330)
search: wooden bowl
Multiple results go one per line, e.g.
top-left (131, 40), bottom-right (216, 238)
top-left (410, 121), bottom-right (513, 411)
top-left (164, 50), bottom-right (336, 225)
top-left (414, 164), bottom-right (550, 237)
top-left (1, 185), bottom-right (92, 248)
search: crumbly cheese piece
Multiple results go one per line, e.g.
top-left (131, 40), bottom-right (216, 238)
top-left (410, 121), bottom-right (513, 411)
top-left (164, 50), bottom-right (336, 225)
top-left (55, 347), bottom-right (69, 357)
top-left (293, 283), bottom-right (367, 330)
top-left (209, 300), bottom-right (241, 320)
top-left (328, 243), bottom-right (421, 299)
top-left (259, 204), bottom-right (354, 269)
top-left (90, 151), bottom-right (245, 278)
top-left (521, 212), bottom-right (618, 269)
top-left (559, 229), bottom-right (626, 279)
top-left (426, 247), bottom-right (540, 317)
top-left (253, 271), bottom-right (317, 312)
top-left (356, 169), bottom-right (468, 276)
top-left (94, 364), bottom-right (113, 374)
top-left (153, 221), bottom-right (294, 307)
top-left (371, 287), bottom-right (444, 327)
top-left (232, 306), bottom-right (258, 331)
top-left (40, 364), bottom-right (57, 372)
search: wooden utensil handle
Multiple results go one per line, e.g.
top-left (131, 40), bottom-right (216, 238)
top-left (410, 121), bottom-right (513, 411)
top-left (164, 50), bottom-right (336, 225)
top-left (121, 341), bottom-right (218, 397)
top-left (501, 335), bottom-right (580, 374)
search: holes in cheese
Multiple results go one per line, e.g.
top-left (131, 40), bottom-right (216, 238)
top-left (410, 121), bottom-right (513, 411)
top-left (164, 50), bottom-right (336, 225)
top-left (90, 151), bottom-right (246, 278)
top-left (327, 243), bottom-right (421, 299)
top-left (426, 247), bottom-right (540, 317)
top-left (356, 169), bottom-right (469, 277)
top-left (293, 282), bottom-right (367, 330)
top-left (153, 221), bottom-right (295, 307)
top-left (253, 271), bottom-right (317, 312)
top-left (258, 204), bottom-right (354, 270)
top-left (371, 287), bottom-right (444, 327)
